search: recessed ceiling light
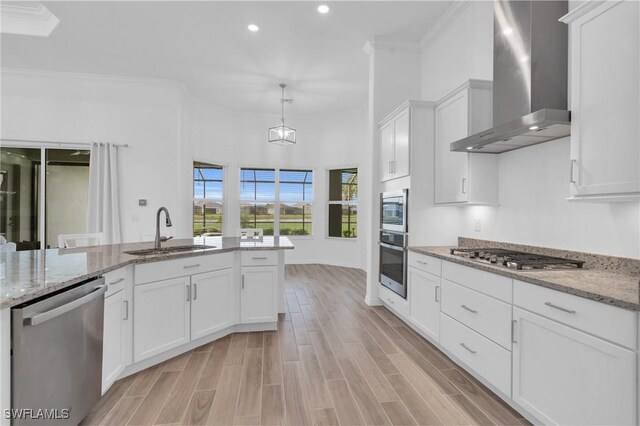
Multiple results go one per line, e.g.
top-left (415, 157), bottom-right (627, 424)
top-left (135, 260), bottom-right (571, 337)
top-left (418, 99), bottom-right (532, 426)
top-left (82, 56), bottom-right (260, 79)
top-left (317, 4), bottom-right (330, 14)
top-left (247, 24), bottom-right (259, 32)
top-left (529, 125), bottom-right (539, 130)
top-left (502, 27), bottom-right (513, 36)
top-left (466, 146), bottom-right (474, 150)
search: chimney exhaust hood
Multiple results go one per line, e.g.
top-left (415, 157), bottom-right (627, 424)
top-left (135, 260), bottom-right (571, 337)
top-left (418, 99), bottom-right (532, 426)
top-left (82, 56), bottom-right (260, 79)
top-left (451, 0), bottom-right (570, 154)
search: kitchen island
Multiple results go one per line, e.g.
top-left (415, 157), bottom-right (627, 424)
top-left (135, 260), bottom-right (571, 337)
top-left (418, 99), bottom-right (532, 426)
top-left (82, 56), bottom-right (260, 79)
top-left (0, 236), bottom-right (293, 426)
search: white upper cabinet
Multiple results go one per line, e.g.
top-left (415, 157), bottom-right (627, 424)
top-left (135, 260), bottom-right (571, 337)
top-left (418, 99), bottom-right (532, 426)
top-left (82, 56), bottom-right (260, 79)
top-left (562, 0), bottom-right (640, 201)
top-left (434, 80), bottom-right (498, 205)
top-left (379, 107), bottom-right (410, 182)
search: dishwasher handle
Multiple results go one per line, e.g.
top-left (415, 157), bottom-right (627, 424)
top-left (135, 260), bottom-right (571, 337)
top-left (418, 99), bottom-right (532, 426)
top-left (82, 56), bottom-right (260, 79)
top-left (23, 284), bottom-right (108, 326)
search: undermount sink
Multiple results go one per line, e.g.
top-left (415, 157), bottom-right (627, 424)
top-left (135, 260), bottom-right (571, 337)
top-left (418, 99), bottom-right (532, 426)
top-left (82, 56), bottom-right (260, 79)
top-left (124, 245), bottom-right (217, 256)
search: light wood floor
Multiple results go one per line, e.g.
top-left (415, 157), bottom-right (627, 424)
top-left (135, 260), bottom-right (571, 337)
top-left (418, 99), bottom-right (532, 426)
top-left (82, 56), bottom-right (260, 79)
top-left (82, 264), bottom-right (530, 426)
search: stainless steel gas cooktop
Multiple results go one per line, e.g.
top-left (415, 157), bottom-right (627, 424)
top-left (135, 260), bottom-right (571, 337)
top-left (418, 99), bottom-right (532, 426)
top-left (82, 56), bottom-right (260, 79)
top-left (450, 248), bottom-right (585, 271)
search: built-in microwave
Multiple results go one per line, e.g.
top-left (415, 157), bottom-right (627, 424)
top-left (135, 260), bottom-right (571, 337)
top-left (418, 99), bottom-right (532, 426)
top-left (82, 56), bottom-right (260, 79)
top-left (380, 189), bottom-right (407, 233)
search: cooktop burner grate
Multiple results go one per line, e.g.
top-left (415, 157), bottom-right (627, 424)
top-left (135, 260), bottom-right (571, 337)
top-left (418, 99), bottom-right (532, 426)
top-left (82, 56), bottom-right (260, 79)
top-left (449, 248), bottom-right (585, 270)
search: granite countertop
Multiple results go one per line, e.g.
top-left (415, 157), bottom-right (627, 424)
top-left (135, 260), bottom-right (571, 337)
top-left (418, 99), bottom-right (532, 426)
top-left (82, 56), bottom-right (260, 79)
top-left (0, 236), bottom-right (294, 309)
top-left (409, 246), bottom-right (640, 311)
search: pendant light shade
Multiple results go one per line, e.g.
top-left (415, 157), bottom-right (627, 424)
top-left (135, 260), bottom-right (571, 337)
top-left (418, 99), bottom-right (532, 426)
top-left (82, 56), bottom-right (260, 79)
top-left (268, 83), bottom-right (296, 145)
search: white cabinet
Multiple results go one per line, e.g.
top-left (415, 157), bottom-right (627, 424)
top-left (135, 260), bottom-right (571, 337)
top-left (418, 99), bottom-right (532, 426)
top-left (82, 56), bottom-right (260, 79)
top-left (378, 104), bottom-right (411, 182)
top-left (241, 267), bottom-right (278, 323)
top-left (512, 307), bottom-right (636, 425)
top-left (191, 268), bottom-right (235, 339)
top-left (102, 267), bottom-right (132, 394)
top-left (408, 267), bottom-right (440, 342)
top-left (562, 0), bottom-right (640, 201)
top-left (133, 276), bottom-right (190, 362)
top-left (102, 289), bottom-right (128, 393)
top-left (434, 80), bottom-right (498, 205)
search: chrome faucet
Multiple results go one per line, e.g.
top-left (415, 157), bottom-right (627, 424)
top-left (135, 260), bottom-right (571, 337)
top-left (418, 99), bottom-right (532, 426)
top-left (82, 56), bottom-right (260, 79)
top-left (155, 207), bottom-right (174, 249)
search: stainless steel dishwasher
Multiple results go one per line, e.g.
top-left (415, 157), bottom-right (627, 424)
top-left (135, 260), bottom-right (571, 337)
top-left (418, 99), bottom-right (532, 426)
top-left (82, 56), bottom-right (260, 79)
top-left (11, 278), bottom-right (106, 425)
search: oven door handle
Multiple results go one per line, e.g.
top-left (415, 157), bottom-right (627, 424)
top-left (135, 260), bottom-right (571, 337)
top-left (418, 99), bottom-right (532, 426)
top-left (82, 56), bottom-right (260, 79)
top-left (378, 241), bottom-right (405, 251)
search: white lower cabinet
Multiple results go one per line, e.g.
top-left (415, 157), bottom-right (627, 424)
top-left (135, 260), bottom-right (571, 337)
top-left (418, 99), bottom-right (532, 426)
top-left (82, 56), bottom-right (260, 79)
top-left (512, 307), bottom-right (636, 425)
top-left (440, 314), bottom-right (512, 396)
top-left (133, 276), bottom-right (190, 362)
top-left (241, 266), bottom-right (278, 323)
top-left (191, 268), bottom-right (235, 339)
top-left (102, 289), bottom-right (128, 393)
top-left (408, 267), bottom-right (440, 342)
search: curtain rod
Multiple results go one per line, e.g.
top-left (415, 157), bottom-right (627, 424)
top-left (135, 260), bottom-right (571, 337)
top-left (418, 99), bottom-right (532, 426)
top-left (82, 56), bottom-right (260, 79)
top-left (1, 138), bottom-right (129, 148)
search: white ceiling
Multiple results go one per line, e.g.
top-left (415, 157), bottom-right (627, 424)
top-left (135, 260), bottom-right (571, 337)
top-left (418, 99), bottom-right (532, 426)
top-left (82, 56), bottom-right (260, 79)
top-left (1, 1), bottom-right (452, 115)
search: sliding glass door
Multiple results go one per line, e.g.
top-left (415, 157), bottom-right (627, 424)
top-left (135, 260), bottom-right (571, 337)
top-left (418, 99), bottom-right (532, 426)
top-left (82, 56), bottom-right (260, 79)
top-left (0, 145), bottom-right (91, 250)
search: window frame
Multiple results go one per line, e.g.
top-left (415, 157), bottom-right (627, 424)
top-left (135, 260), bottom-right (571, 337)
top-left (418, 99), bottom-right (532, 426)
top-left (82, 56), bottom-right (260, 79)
top-left (239, 166), bottom-right (315, 238)
top-left (326, 166), bottom-right (359, 240)
top-left (193, 161), bottom-right (225, 237)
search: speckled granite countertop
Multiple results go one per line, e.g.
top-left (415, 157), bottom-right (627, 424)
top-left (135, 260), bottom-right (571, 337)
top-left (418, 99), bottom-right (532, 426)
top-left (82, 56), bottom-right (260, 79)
top-left (0, 236), bottom-right (294, 309)
top-left (409, 245), bottom-right (640, 311)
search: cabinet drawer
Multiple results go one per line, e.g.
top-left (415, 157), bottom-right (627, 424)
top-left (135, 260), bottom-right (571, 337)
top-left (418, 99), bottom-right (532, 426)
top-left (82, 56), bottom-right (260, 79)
top-left (379, 284), bottom-right (409, 319)
top-left (104, 267), bottom-right (127, 297)
top-left (441, 279), bottom-right (512, 349)
top-left (408, 252), bottom-right (441, 276)
top-left (514, 280), bottom-right (637, 349)
top-left (442, 261), bottom-right (512, 303)
top-left (440, 314), bottom-right (511, 396)
top-left (241, 251), bottom-right (278, 266)
top-left (134, 252), bottom-right (234, 285)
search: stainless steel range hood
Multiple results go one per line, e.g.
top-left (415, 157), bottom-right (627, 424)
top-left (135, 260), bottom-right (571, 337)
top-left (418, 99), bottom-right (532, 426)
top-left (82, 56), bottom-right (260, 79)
top-left (451, 0), bottom-right (570, 153)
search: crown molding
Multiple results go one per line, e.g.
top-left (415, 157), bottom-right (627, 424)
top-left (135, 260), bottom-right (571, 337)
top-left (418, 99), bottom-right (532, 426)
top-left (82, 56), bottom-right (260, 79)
top-left (559, 1), bottom-right (606, 24)
top-left (363, 37), bottom-right (422, 56)
top-left (1, 67), bottom-right (189, 94)
top-left (419, 0), bottom-right (473, 51)
top-left (0, 3), bottom-right (60, 37)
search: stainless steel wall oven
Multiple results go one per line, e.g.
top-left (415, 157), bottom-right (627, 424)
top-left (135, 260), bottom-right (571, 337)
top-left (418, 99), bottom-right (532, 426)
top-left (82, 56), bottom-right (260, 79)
top-left (379, 190), bottom-right (408, 298)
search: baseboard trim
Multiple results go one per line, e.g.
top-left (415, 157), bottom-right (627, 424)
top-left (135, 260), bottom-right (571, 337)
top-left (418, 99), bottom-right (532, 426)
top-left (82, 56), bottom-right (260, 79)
top-left (365, 295), bottom-right (382, 306)
top-left (285, 260), bottom-right (366, 271)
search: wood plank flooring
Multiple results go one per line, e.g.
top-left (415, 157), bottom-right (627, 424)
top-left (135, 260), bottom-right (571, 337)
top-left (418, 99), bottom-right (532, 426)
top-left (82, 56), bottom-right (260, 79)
top-left (82, 264), bottom-right (530, 426)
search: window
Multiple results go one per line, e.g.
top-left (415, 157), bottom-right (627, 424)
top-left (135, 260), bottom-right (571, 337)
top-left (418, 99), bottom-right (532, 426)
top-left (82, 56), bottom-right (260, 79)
top-left (279, 170), bottom-right (313, 236)
top-left (328, 168), bottom-right (358, 238)
top-left (240, 168), bottom-right (313, 236)
top-left (0, 146), bottom-right (91, 250)
top-left (193, 162), bottom-right (223, 237)
top-left (240, 168), bottom-right (276, 235)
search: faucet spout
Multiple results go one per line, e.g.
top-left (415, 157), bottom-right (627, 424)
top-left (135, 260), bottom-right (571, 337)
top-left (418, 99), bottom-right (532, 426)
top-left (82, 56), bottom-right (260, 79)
top-left (155, 207), bottom-right (173, 249)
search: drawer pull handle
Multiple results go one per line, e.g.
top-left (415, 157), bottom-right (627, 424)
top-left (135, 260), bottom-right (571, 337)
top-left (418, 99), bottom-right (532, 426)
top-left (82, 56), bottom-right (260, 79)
top-left (461, 304), bottom-right (477, 314)
top-left (417, 260), bottom-right (428, 265)
top-left (109, 277), bottom-right (125, 286)
top-left (460, 343), bottom-right (476, 354)
top-left (387, 297), bottom-right (394, 304)
top-left (183, 264), bottom-right (201, 269)
top-left (435, 286), bottom-right (440, 303)
top-left (544, 302), bottom-right (576, 314)
top-left (252, 256), bottom-right (268, 260)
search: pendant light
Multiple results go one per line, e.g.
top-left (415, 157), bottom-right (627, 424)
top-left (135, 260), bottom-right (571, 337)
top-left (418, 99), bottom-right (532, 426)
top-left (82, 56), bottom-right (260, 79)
top-left (268, 83), bottom-right (296, 145)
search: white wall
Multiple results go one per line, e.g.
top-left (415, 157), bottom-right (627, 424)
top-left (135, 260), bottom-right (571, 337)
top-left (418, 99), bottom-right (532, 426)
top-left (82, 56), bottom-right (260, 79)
top-left (187, 97), bottom-right (368, 268)
top-left (420, 0), bottom-right (640, 258)
top-left (1, 70), bottom-right (188, 243)
top-left (1, 69), bottom-right (368, 268)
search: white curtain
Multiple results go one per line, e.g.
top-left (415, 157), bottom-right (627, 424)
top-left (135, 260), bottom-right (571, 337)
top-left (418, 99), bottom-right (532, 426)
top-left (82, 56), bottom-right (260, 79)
top-left (87, 142), bottom-right (122, 244)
